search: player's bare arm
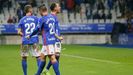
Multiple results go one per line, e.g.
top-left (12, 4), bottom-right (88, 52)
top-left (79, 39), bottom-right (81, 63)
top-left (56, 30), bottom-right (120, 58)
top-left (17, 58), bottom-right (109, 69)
top-left (17, 28), bottom-right (23, 36)
top-left (55, 33), bottom-right (63, 40)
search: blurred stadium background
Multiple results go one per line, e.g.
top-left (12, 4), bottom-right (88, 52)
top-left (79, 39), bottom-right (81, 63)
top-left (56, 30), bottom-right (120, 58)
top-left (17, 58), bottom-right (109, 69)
top-left (0, 0), bottom-right (133, 75)
top-left (0, 0), bottom-right (133, 45)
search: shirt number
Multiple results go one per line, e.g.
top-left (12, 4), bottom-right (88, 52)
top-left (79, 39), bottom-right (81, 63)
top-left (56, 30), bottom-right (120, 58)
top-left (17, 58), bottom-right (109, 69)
top-left (25, 23), bottom-right (35, 34)
top-left (49, 23), bottom-right (55, 35)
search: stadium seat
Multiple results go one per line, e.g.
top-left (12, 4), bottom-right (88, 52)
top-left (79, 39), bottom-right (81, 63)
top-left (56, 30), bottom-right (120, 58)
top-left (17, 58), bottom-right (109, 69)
top-left (99, 19), bottom-right (105, 23)
top-left (33, 7), bottom-right (38, 14)
top-left (58, 14), bottom-right (63, 25)
top-left (105, 19), bottom-right (111, 23)
top-left (115, 19), bottom-right (120, 23)
top-left (120, 19), bottom-right (126, 23)
top-left (93, 19), bottom-right (99, 23)
top-left (87, 19), bottom-right (93, 24)
top-left (82, 19), bottom-right (88, 24)
top-left (10, 8), bottom-right (15, 16)
top-left (62, 10), bottom-right (69, 24)
top-left (75, 13), bottom-right (81, 24)
top-left (69, 13), bottom-right (76, 24)
top-left (0, 14), bottom-right (5, 23)
top-left (110, 19), bottom-right (115, 23)
top-left (80, 5), bottom-right (86, 23)
top-left (111, 9), bottom-right (116, 20)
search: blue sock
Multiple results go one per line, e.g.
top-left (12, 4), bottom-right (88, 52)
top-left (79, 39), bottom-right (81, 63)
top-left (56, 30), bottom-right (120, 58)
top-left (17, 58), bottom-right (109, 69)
top-left (36, 61), bottom-right (45, 75)
top-left (36, 57), bottom-right (40, 67)
top-left (46, 61), bottom-right (52, 70)
top-left (46, 56), bottom-right (60, 70)
top-left (22, 59), bottom-right (27, 75)
top-left (52, 61), bottom-right (60, 75)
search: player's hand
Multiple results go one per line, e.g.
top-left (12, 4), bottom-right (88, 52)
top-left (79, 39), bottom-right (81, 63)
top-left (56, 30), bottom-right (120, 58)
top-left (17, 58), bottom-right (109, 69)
top-left (18, 32), bottom-right (23, 37)
top-left (20, 34), bottom-right (23, 37)
top-left (26, 35), bottom-right (30, 39)
top-left (59, 36), bottom-right (63, 40)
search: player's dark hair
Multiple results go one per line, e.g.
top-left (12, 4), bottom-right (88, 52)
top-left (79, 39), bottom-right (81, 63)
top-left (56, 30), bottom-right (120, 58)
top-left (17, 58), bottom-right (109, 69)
top-left (39, 4), bottom-right (47, 12)
top-left (24, 5), bottom-right (32, 13)
top-left (50, 3), bottom-right (57, 11)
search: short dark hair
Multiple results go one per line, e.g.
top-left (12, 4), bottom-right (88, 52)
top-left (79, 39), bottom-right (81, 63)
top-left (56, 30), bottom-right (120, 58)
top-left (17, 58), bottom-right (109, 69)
top-left (50, 3), bottom-right (57, 11)
top-left (24, 5), bottom-right (32, 13)
top-left (39, 4), bottom-right (47, 12)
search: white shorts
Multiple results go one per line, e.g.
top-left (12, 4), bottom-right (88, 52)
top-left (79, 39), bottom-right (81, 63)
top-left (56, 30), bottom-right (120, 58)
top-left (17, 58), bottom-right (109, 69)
top-left (21, 44), bottom-right (40, 57)
top-left (55, 42), bottom-right (61, 53)
top-left (41, 44), bottom-right (55, 55)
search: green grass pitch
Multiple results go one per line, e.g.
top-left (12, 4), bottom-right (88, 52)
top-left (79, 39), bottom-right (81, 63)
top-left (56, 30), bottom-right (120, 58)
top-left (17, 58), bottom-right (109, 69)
top-left (0, 45), bottom-right (133, 75)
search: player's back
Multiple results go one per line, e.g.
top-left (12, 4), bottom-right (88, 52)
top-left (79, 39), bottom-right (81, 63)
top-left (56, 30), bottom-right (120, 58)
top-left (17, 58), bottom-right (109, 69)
top-left (39, 14), bottom-right (56, 45)
top-left (18, 15), bottom-right (39, 45)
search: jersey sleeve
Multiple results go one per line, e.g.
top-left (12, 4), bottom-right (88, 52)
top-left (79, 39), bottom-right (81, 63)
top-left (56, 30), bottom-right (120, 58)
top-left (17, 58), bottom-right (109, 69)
top-left (30, 26), bottom-right (40, 37)
top-left (18, 19), bottom-right (23, 29)
top-left (55, 20), bottom-right (61, 36)
top-left (38, 18), bottom-right (44, 31)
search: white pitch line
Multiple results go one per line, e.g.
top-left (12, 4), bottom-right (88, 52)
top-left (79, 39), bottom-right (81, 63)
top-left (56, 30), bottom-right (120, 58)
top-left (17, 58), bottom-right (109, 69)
top-left (62, 54), bottom-right (121, 64)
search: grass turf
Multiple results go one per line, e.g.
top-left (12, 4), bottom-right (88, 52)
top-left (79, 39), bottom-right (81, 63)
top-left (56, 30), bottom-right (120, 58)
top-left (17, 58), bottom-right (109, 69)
top-left (0, 45), bottom-right (133, 75)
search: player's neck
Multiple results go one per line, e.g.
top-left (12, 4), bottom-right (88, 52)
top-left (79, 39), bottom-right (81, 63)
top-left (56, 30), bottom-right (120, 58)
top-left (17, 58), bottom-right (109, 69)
top-left (51, 11), bottom-right (57, 15)
top-left (26, 13), bottom-right (32, 16)
top-left (42, 12), bottom-right (48, 16)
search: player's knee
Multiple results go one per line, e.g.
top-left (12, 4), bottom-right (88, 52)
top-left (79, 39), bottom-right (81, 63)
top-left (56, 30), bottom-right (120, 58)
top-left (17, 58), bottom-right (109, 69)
top-left (36, 56), bottom-right (40, 60)
top-left (50, 55), bottom-right (57, 63)
top-left (22, 57), bottom-right (27, 60)
top-left (40, 53), bottom-right (46, 61)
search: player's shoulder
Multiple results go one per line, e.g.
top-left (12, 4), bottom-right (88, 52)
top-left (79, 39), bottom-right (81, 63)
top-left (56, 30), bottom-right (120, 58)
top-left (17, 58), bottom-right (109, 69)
top-left (28, 15), bottom-right (38, 21)
top-left (47, 14), bottom-right (53, 18)
top-left (50, 14), bottom-right (58, 21)
top-left (47, 14), bottom-right (56, 20)
top-left (38, 16), bottom-right (46, 23)
top-left (20, 16), bottom-right (26, 21)
top-left (41, 15), bottom-right (49, 21)
top-left (19, 16), bottom-right (27, 23)
top-left (51, 14), bottom-right (57, 18)
top-left (31, 15), bottom-right (38, 19)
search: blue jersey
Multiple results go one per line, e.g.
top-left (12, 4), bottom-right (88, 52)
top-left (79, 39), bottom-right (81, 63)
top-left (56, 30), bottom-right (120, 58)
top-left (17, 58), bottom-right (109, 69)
top-left (18, 16), bottom-right (39, 45)
top-left (31, 14), bottom-right (56, 45)
top-left (51, 14), bottom-right (61, 42)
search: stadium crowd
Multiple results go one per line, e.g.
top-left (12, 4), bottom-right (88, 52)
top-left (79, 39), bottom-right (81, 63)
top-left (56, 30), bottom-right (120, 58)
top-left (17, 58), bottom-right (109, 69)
top-left (0, 0), bottom-right (132, 24)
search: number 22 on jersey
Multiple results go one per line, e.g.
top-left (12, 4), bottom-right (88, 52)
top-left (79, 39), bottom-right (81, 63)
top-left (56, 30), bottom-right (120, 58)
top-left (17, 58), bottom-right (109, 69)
top-left (25, 23), bottom-right (35, 35)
